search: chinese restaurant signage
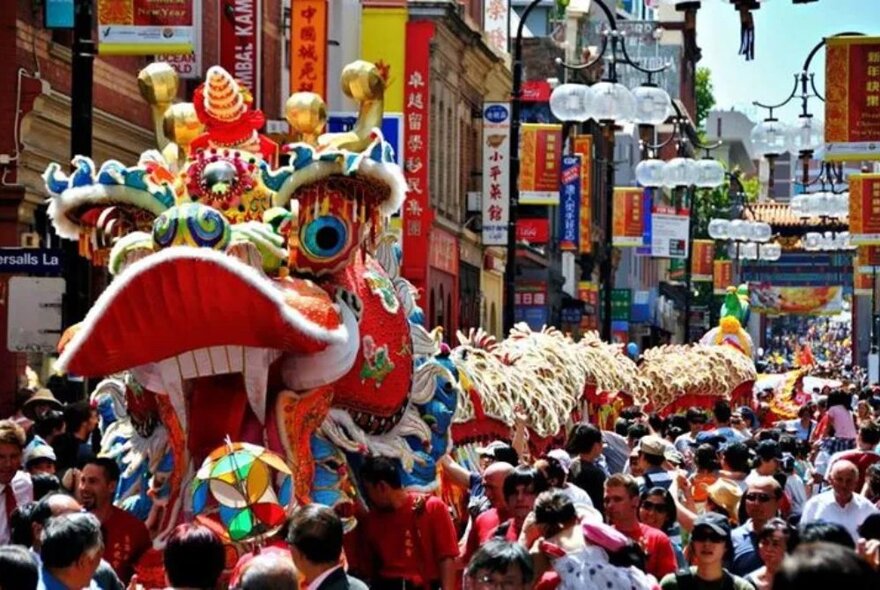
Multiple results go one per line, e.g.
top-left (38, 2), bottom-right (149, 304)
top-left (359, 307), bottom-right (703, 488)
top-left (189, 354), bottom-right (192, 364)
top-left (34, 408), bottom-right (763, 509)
top-left (482, 103), bottom-right (512, 246)
top-left (825, 36), bottom-right (880, 161)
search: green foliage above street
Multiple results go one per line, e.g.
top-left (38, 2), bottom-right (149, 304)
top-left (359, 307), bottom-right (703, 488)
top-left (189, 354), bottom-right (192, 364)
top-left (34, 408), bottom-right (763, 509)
top-left (696, 67), bottom-right (716, 131)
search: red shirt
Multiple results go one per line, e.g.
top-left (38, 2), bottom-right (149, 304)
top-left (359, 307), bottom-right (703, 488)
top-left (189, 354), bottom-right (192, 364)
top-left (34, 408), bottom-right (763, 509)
top-left (619, 522), bottom-right (677, 581)
top-left (356, 493), bottom-right (459, 585)
top-left (101, 506), bottom-right (151, 583)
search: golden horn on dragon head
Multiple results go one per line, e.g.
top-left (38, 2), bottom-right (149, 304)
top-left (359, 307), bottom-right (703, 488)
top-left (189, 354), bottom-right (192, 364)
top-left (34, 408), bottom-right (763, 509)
top-left (138, 62), bottom-right (180, 151)
top-left (316, 60), bottom-right (386, 153)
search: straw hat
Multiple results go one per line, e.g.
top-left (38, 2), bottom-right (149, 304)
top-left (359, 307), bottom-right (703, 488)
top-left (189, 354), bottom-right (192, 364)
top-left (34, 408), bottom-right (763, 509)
top-left (706, 477), bottom-right (743, 525)
top-left (22, 388), bottom-right (63, 420)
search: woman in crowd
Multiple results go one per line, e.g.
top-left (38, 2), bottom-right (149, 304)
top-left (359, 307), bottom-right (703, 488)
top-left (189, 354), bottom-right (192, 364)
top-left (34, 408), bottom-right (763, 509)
top-left (743, 518), bottom-right (797, 590)
top-left (638, 487), bottom-right (687, 568)
top-left (659, 513), bottom-right (753, 590)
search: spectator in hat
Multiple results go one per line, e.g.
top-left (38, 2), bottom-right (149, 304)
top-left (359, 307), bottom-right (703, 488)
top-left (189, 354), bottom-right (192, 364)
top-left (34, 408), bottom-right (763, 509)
top-left (22, 440), bottom-right (57, 477)
top-left (22, 389), bottom-right (64, 425)
top-left (31, 412), bottom-right (66, 448)
top-left (659, 513), bottom-right (753, 590)
top-left (0, 420), bottom-right (33, 545)
top-left (635, 436), bottom-right (674, 494)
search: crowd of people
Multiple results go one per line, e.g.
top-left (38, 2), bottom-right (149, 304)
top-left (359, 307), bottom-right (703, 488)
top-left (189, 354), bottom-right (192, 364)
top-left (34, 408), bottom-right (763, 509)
top-left (2, 382), bottom-right (880, 589)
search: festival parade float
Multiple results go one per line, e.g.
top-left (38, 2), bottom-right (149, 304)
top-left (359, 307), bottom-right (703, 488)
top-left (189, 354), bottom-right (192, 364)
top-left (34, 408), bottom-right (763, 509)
top-left (46, 58), bottom-right (759, 581)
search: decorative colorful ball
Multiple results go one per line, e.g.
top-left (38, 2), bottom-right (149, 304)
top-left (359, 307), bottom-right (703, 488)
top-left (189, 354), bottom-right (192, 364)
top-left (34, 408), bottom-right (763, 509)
top-left (191, 441), bottom-right (293, 543)
top-left (152, 202), bottom-right (231, 250)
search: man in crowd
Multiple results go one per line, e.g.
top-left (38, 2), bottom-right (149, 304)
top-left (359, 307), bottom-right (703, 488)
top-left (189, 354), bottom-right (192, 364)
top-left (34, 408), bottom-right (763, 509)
top-left (460, 461), bottom-right (515, 562)
top-left (37, 513), bottom-right (104, 590)
top-left (29, 492), bottom-right (123, 590)
top-left (77, 458), bottom-right (150, 583)
top-left (730, 476), bottom-right (783, 576)
top-left (709, 401), bottom-right (747, 446)
top-left (635, 435), bottom-right (674, 493)
top-left (352, 456), bottom-right (458, 590)
top-left (162, 523), bottom-right (226, 590)
top-left (464, 540), bottom-right (533, 590)
top-left (0, 419), bottom-right (32, 545)
top-left (438, 441), bottom-right (517, 519)
top-left (674, 407), bottom-right (707, 466)
top-left (287, 504), bottom-right (367, 590)
top-left (603, 473), bottom-right (677, 580)
top-left (53, 401), bottom-right (97, 476)
top-left (238, 553), bottom-right (300, 590)
top-left (801, 459), bottom-right (879, 542)
top-left (566, 423), bottom-right (607, 513)
top-left (491, 466), bottom-right (547, 544)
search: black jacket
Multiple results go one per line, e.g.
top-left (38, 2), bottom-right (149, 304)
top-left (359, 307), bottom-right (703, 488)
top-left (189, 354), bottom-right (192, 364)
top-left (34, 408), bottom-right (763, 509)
top-left (315, 567), bottom-right (370, 590)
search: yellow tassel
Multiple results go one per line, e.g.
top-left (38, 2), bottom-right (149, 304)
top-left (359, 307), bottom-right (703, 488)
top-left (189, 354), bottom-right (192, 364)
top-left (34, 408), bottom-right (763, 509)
top-left (321, 196), bottom-right (330, 216)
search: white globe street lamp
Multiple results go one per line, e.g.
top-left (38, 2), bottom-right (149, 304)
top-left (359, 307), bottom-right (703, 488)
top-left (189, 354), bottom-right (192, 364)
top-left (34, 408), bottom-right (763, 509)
top-left (750, 119), bottom-right (789, 157)
top-left (632, 85), bottom-right (672, 126)
top-left (635, 158), bottom-right (666, 188)
top-left (549, 83), bottom-right (593, 122)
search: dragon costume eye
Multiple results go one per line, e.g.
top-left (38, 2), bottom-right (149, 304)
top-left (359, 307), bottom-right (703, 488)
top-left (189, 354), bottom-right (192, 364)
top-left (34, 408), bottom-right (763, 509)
top-left (301, 216), bottom-right (349, 259)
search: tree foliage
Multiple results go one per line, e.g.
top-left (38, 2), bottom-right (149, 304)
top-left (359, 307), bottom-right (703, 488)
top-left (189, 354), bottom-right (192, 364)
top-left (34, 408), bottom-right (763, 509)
top-left (696, 67), bottom-right (716, 131)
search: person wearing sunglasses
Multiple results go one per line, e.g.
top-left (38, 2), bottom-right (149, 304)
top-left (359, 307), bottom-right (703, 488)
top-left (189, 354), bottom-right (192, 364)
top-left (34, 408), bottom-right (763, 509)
top-left (729, 476), bottom-right (782, 577)
top-left (659, 513), bottom-right (753, 590)
top-left (638, 487), bottom-right (687, 569)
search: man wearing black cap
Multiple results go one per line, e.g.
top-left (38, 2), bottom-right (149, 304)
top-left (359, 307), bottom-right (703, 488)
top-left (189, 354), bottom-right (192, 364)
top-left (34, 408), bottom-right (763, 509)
top-left (660, 513), bottom-right (753, 589)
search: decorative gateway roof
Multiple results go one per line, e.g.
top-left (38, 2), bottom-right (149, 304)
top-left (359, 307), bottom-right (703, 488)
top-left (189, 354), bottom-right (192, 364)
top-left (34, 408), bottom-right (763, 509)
top-left (743, 202), bottom-right (848, 230)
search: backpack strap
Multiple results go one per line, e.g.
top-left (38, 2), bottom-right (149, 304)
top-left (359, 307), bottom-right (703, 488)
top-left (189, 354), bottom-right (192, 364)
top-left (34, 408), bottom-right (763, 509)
top-left (642, 471), bottom-right (653, 489)
top-left (722, 570), bottom-right (737, 590)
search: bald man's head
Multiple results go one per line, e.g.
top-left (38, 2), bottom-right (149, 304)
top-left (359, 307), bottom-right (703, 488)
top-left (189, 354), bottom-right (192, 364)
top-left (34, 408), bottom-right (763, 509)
top-left (830, 460), bottom-right (860, 500)
top-left (483, 462), bottom-right (515, 510)
top-left (239, 553), bottom-right (299, 590)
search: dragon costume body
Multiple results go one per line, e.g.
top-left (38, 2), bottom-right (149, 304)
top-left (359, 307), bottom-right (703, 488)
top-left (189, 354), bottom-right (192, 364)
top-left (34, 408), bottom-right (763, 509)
top-left (44, 62), bottom-right (458, 550)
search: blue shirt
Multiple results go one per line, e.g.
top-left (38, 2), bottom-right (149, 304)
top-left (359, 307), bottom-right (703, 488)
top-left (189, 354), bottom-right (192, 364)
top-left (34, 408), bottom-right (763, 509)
top-left (38, 566), bottom-right (101, 590)
top-left (730, 521), bottom-right (763, 577)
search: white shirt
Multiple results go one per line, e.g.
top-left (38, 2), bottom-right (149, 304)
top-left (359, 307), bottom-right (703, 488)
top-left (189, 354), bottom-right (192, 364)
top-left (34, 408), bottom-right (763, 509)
top-left (800, 490), bottom-right (879, 541)
top-left (562, 482), bottom-right (594, 509)
top-left (307, 565), bottom-right (343, 590)
top-left (0, 471), bottom-right (33, 544)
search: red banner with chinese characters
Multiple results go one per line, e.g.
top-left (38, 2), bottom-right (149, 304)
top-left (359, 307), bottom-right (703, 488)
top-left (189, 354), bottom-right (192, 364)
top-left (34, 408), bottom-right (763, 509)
top-left (578, 281), bottom-right (599, 331)
top-left (401, 21), bottom-right (434, 289)
top-left (612, 187), bottom-right (644, 247)
top-left (219, 0), bottom-right (261, 105)
top-left (290, 0), bottom-right (327, 96)
top-left (519, 124), bottom-right (562, 205)
top-left (516, 218), bottom-right (550, 244)
top-left (825, 36), bottom-right (880, 161)
top-left (713, 260), bottom-right (733, 295)
top-left (692, 240), bottom-right (715, 282)
top-left (850, 174), bottom-right (880, 244)
top-left (573, 135), bottom-right (593, 254)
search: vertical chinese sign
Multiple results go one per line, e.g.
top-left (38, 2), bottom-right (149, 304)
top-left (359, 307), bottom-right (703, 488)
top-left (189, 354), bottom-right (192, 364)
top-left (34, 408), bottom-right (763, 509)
top-left (483, 0), bottom-right (509, 54)
top-left (573, 135), bottom-right (593, 254)
top-left (401, 21), bottom-right (434, 292)
top-left (856, 246), bottom-right (880, 296)
top-left (482, 103), bottom-right (512, 247)
top-left (691, 240), bottom-right (715, 282)
top-left (519, 124), bottom-right (562, 205)
top-left (219, 0), bottom-right (261, 104)
top-left (825, 36), bottom-right (880, 161)
top-left (850, 174), bottom-right (880, 244)
top-left (290, 0), bottom-right (327, 97)
top-left (713, 260), bottom-right (733, 295)
top-left (612, 187), bottom-right (644, 247)
top-left (559, 155), bottom-right (581, 251)
top-left (97, 0), bottom-right (194, 55)
top-left (578, 281), bottom-right (599, 331)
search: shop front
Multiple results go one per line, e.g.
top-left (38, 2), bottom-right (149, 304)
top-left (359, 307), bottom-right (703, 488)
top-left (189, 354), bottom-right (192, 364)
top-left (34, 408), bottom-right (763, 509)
top-left (427, 228), bottom-right (459, 336)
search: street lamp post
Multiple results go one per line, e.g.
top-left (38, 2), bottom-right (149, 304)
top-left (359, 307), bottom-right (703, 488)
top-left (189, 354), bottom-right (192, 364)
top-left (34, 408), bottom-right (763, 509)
top-left (549, 0), bottom-right (670, 342)
top-left (504, 0), bottom-right (547, 337)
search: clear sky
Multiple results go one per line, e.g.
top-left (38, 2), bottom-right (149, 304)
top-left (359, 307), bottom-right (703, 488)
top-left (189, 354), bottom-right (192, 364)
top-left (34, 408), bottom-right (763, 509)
top-left (696, 0), bottom-right (880, 124)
